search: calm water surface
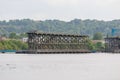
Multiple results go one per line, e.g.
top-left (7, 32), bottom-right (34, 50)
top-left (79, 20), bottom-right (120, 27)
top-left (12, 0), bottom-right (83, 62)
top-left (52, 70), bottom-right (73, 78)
top-left (0, 53), bottom-right (120, 80)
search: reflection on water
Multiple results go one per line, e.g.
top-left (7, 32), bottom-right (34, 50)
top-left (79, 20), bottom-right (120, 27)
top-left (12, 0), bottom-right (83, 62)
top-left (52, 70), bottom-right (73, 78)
top-left (0, 53), bottom-right (120, 80)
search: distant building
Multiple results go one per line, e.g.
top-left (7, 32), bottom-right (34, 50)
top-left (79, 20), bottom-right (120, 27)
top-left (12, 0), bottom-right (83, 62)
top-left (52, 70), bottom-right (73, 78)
top-left (105, 37), bottom-right (120, 53)
top-left (22, 37), bottom-right (28, 43)
top-left (0, 36), bottom-right (7, 41)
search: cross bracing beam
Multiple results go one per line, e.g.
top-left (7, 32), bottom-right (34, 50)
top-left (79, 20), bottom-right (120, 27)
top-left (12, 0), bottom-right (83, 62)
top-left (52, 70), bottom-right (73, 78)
top-left (27, 31), bottom-right (89, 53)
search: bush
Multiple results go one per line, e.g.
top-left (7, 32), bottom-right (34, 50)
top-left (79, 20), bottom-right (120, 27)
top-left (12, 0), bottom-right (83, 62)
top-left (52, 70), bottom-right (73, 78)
top-left (0, 40), bottom-right (28, 50)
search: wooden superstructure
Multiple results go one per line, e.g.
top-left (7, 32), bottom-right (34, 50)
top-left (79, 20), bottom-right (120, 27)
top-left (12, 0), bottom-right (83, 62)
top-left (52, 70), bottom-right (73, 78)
top-left (27, 31), bottom-right (90, 53)
top-left (105, 37), bottom-right (120, 53)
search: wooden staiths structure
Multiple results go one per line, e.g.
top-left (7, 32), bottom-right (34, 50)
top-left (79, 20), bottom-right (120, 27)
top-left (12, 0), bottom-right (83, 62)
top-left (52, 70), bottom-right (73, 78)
top-left (27, 31), bottom-right (90, 53)
top-left (105, 37), bottom-right (120, 53)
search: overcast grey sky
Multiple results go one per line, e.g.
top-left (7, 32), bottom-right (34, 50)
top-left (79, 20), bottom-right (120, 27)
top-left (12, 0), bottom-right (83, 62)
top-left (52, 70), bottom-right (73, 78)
top-left (0, 0), bottom-right (120, 21)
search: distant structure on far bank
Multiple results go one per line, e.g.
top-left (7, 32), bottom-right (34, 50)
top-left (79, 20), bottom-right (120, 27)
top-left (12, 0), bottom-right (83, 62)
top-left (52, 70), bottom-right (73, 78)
top-left (0, 36), bottom-right (7, 41)
top-left (105, 28), bottom-right (120, 53)
top-left (105, 37), bottom-right (120, 53)
top-left (27, 31), bottom-right (90, 53)
top-left (21, 37), bottom-right (28, 43)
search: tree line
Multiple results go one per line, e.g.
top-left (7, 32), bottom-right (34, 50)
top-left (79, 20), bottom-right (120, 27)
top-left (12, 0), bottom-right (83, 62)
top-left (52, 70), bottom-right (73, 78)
top-left (0, 19), bottom-right (120, 37)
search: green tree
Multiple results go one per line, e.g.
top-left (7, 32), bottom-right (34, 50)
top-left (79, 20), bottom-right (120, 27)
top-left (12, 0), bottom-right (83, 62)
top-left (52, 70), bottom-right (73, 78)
top-left (93, 32), bottom-right (103, 40)
top-left (19, 33), bottom-right (28, 38)
top-left (86, 39), bottom-right (95, 50)
top-left (9, 32), bottom-right (16, 39)
top-left (1, 34), bottom-right (7, 37)
top-left (95, 42), bottom-right (105, 51)
top-left (0, 43), bottom-right (3, 50)
top-left (9, 32), bottom-right (20, 39)
top-left (0, 40), bottom-right (28, 50)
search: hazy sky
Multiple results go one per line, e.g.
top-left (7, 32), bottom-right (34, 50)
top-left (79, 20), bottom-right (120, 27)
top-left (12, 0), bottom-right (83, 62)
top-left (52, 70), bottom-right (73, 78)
top-left (0, 0), bottom-right (120, 21)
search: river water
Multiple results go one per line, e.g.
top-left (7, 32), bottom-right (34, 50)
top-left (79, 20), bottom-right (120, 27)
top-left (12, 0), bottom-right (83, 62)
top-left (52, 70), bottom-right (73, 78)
top-left (0, 53), bottom-right (120, 80)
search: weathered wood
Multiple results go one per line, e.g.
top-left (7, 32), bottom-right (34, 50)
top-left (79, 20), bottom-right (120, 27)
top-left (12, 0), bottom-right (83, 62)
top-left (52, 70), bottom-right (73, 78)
top-left (105, 37), bottom-right (120, 53)
top-left (27, 31), bottom-right (90, 53)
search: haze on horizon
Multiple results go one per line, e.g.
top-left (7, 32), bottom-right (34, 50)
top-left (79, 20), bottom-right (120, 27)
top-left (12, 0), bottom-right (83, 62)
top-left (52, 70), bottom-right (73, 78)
top-left (0, 0), bottom-right (120, 21)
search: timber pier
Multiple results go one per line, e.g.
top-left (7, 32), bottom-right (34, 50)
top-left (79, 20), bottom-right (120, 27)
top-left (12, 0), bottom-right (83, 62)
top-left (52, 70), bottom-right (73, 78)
top-left (17, 31), bottom-right (91, 54)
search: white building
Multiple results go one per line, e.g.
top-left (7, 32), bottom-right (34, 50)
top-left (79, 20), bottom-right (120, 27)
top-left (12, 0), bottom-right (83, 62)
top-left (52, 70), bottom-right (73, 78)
top-left (22, 37), bottom-right (28, 43)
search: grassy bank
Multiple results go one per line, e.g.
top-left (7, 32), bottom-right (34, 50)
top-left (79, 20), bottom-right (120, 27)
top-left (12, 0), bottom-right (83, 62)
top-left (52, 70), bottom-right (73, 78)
top-left (0, 40), bottom-right (28, 50)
